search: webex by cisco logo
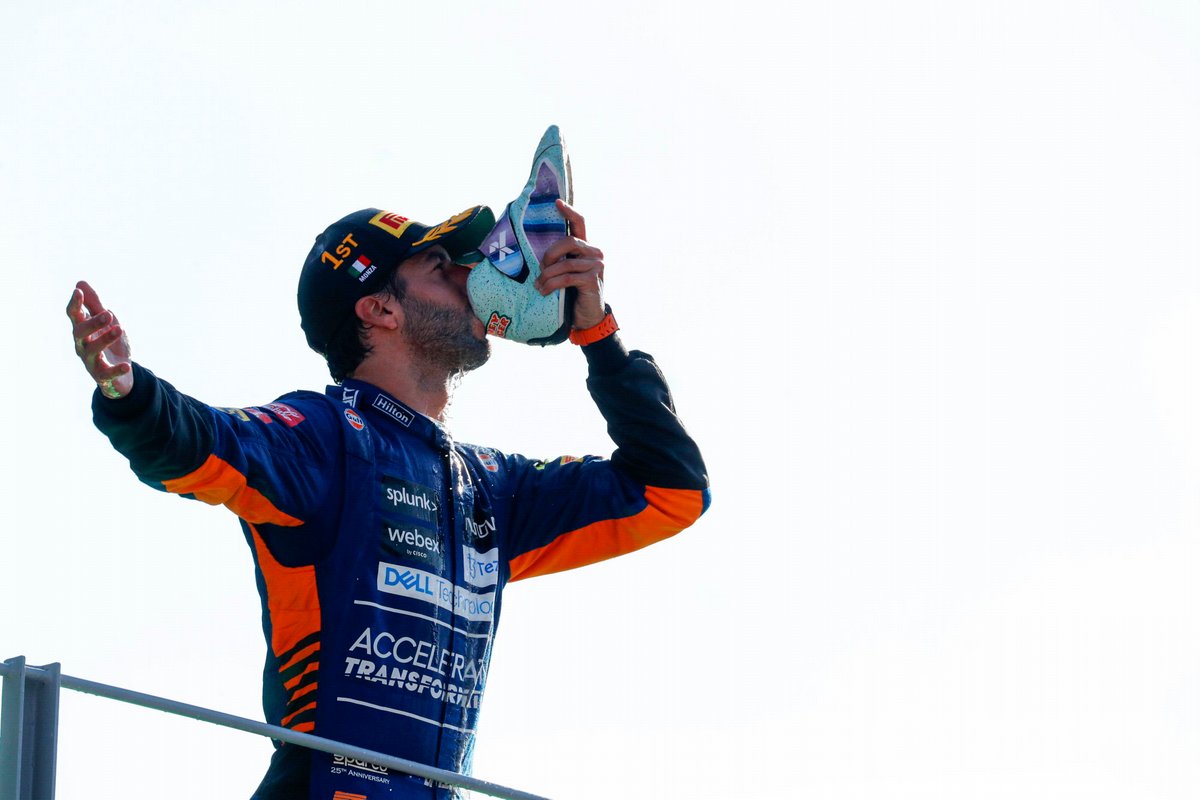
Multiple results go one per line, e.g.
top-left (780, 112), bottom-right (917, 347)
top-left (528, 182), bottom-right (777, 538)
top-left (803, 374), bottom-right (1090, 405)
top-left (382, 523), bottom-right (442, 569)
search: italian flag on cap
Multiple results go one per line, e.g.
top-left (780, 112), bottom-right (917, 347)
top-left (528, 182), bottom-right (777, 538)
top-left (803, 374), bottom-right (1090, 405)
top-left (348, 255), bottom-right (371, 279)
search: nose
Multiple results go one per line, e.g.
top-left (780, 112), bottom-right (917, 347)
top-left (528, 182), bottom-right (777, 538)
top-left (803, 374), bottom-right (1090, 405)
top-left (449, 264), bottom-right (472, 292)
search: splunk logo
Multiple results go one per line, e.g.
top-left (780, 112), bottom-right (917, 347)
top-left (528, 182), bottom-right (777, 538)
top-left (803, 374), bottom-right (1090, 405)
top-left (381, 476), bottom-right (438, 524)
top-left (386, 486), bottom-right (435, 513)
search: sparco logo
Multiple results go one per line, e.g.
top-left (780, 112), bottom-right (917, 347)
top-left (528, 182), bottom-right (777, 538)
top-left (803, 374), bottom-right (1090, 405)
top-left (333, 754), bottom-right (388, 775)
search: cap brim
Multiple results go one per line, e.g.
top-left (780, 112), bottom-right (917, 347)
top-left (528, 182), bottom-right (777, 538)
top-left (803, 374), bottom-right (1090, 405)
top-left (410, 205), bottom-right (496, 261)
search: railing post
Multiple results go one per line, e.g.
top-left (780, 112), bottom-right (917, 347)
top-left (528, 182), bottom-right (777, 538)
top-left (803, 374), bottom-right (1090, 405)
top-left (1, 656), bottom-right (61, 800)
top-left (1, 656), bottom-right (27, 800)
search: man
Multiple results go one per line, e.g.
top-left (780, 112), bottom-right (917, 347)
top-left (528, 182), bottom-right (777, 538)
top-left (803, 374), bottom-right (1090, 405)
top-left (68, 195), bottom-right (709, 799)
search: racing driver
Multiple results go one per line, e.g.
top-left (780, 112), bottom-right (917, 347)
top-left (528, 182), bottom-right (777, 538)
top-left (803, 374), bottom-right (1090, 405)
top-left (67, 197), bottom-right (710, 799)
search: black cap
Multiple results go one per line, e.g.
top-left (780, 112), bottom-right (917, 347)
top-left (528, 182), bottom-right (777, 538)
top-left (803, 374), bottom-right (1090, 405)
top-left (298, 205), bottom-right (496, 355)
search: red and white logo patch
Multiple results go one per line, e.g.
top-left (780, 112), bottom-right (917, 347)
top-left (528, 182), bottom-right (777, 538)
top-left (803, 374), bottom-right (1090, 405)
top-left (475, 449), bottom-right (499, 473)
top-left (263, 403), bottom-right (305, 427)
top-left (486, 312), bottom-right (511, 337)
top-left (368, 210), bottom-right (414, 239)
top-left (243, 407), bottom-right (273, 424)
top-left (344, 408), bottom-right (365, 431)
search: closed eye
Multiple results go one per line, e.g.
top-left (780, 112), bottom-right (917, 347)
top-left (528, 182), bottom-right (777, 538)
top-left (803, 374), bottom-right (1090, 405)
top-left (426, 249), bottom-right (452, 270)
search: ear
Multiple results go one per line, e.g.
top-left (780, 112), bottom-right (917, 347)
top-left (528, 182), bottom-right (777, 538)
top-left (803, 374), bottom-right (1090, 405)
top-left (354, 294), bottom-right (402, 332)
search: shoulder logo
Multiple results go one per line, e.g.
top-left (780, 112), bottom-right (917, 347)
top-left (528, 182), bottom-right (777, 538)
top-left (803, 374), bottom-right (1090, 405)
top-left (474, 448), bottom-right (500, 473)
top-left (264, 402), bottom-right (305, 427)
top-left (244, 407), bottom-right (274, 424)
top-left (344, 408), bottom-right (365, 430)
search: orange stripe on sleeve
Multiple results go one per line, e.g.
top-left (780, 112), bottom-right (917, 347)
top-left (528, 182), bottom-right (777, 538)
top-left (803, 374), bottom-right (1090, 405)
top-left (284, 662), bottom-right (319, 691)
top-left (281, 701), bottom-right (317, 728)
top-left (289, 681), bottom-right (318, 702)
top-left (508, 487), bottom-right (705, 582)
top-left (162, 454), bottom-right (303, 526)
top-left (248, 525), bottom-right (322, 661)
top-left (280, 641), bottom-right (321, 674)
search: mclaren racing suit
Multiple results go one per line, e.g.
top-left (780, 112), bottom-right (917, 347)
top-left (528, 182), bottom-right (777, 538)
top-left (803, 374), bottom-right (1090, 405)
top-left (91, 334), bottom-right (710, 799)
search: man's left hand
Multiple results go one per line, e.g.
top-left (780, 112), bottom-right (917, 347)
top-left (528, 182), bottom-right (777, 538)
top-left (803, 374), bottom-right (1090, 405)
top-left (536, 200), bottom-right (607, 330)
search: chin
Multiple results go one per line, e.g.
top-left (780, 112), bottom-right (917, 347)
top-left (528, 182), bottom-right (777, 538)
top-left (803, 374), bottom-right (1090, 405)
top-left (457, 338), bottom-right (491, 374)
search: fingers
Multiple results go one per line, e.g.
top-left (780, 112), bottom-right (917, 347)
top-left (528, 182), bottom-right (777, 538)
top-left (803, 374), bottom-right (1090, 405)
top-left (77, 280), bottom-right (108, 317)
top-left (76, 315), bottom-right (133, 390)
top-left (556, 199), bottom-right (587, 241)
top-left (66, 286), bottom-right (85, 321)
top-left (79, 320), bottom-right (124, 355)
top-left (77, 320), bottom-right (127, 373)
top-left (72, 308), bottom-right (118, 346)
top-left (536, 257), bottom-right (603, 292)
top-left (537, 222), bottom-right (605, 299)
top-left (536, 236), bottom-right (604, 293)
top-left (535, 252), bottom-right (606, 329)
top-left (93, 358), bottom-right (133, 383)
top-left (541, 235), bottom-right (603, 269)
top-left (67, 280), bottom-right (105, 318)
top-left (536, 211), bottom-right (607, 328)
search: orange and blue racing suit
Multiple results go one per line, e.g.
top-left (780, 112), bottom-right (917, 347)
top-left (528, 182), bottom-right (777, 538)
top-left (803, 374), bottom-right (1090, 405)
top-left (91, 334), bottom-right (710, 799)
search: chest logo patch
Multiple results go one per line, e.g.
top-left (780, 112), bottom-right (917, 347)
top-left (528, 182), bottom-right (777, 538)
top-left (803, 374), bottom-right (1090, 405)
top-left (380, 476), bottom-right (439, 525)
top-left (381, 521), bottom-right (443, 571)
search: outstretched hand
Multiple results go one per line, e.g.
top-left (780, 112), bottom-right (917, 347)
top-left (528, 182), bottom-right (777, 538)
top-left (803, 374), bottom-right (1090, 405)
top-left (536, 200), bottom-right (607, 330)
top-left (67, 281), bottom-right (133, 399)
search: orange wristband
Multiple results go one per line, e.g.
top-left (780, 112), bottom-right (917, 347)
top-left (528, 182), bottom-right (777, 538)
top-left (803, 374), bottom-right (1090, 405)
top-left (569, 309), bottom-right (619, 346)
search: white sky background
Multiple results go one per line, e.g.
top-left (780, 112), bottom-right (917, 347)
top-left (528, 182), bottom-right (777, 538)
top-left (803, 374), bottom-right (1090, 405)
top-left (2, 0), bottom-right (1198, 797)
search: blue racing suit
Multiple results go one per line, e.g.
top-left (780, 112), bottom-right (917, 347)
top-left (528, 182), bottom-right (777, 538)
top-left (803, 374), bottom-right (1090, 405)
top-left (91, 334), bottom-right (710, 799)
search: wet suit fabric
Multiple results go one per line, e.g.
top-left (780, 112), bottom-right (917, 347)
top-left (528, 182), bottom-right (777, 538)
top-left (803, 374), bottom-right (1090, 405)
top-left (91, 334), bottom-right (710, 799)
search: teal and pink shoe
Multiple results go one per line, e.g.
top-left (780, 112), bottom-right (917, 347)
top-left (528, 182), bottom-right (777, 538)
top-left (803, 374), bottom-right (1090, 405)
top-left (468, 125), bottom-right (575, 345)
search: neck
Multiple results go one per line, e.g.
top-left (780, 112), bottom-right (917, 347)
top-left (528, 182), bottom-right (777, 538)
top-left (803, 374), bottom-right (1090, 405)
top-left (349, 350), bottom-right (454, 422)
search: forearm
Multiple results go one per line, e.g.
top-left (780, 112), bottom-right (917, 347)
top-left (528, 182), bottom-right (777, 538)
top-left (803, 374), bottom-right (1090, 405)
top-left (92, 362), bottom-right (216, 485)
top-left (583, 334), bottom-right (709, 491)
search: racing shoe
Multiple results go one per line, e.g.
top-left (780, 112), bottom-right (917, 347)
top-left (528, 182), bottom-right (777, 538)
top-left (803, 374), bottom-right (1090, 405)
top-left (468, 125), bottom-right (574, 345)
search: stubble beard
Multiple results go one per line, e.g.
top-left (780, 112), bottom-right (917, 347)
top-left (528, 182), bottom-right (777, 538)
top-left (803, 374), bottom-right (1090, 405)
top-left (400, 296), bottom-right (491, 379)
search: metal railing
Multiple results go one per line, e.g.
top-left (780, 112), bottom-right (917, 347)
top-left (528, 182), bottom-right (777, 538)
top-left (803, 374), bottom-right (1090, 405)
top-left (1, 656), bottom-right (550, 800)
